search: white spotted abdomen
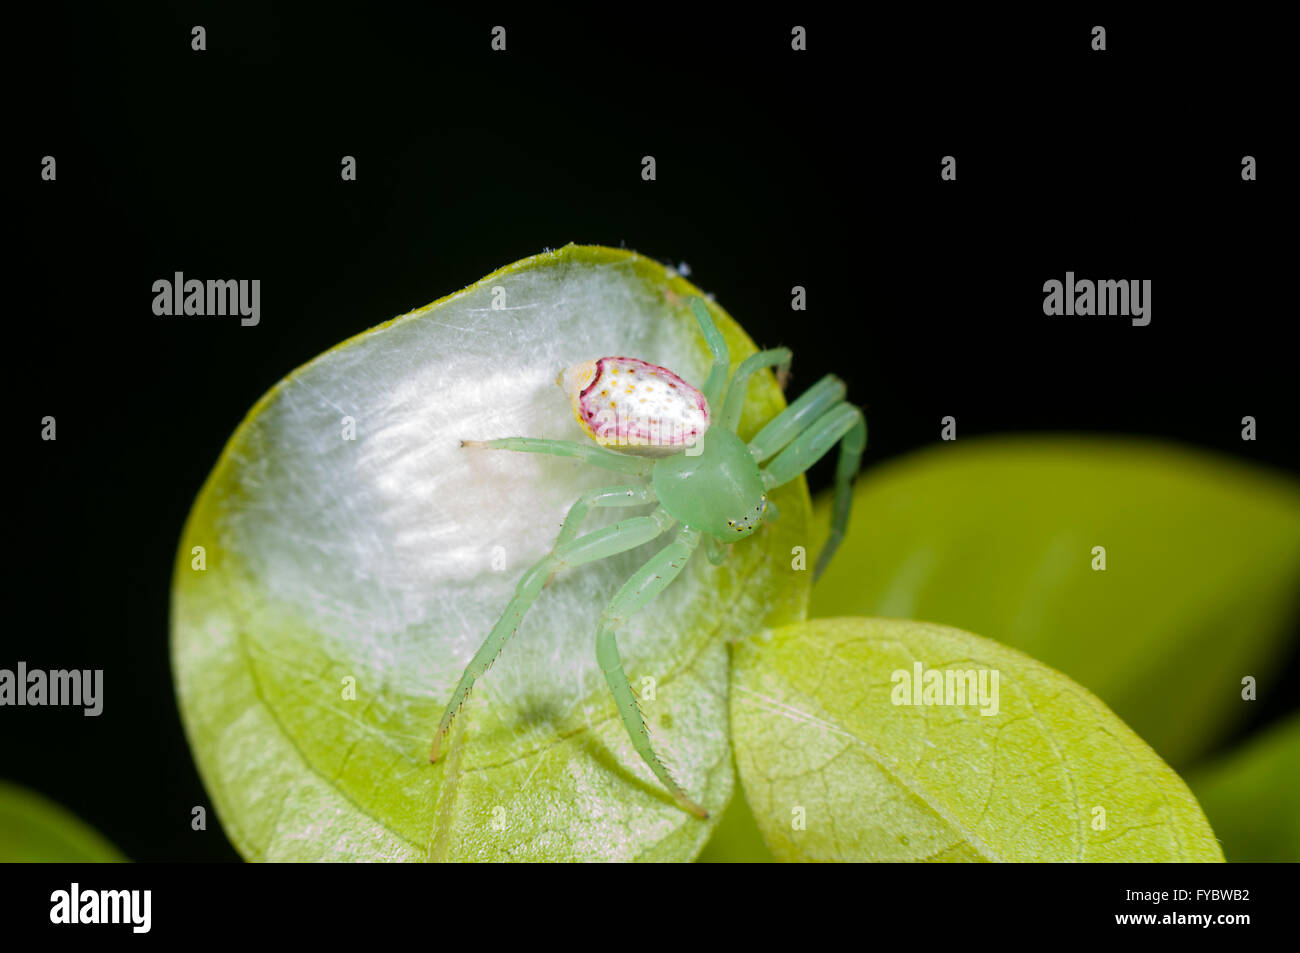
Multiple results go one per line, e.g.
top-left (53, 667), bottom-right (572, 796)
top-left (558, 357), bottom-right (709, 456)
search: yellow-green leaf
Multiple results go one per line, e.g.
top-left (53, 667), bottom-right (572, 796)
top-left (0, 781), bottom-right (126, 862)
top-left (1189, 715), bottom-right (1300, 862)
top-left (696, 783), bottom-right (776, 863)
top-left (171, 245), bottom-right (810, 861)
top-left (811, 437), bottom-right (1300, 767)
top-left (730, 617), bottom-right (1222, 862)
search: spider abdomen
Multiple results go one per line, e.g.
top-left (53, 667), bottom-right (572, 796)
top-left (559, 356), bottom-right (709, 456)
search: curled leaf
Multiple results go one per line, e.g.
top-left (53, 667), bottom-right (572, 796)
top-left (171, 245), bottom-right (810, 861)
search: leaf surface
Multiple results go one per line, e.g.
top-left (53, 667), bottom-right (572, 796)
top-left (1189, 714), bottom-right (1300, 862)
top-left (731, 617), bottom-right (1222, 861)
top-left (0, 781), bottom-right (125, 862)
top-left (811, 438), bottom-right (1300, 766)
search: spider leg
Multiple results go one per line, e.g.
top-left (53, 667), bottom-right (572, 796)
top-left (759, 403), bottom-right (867, 581)
top-left (430, 506), bottom-right (675, 763)
top-left (816, 414), bottom-right (867, 579)
top-left (595, 526), bottom-right (708, 818)
top-left (719, 347), bottom-right (793, 433)
top-left (746, 374), bottom-right (846, 463)
top-left (688, 298), bottom-right (730, 411)
top-left (555, 484), bottom-right (657, 549)
top-left (761, 498), bottom-right (781, 523)
top-left (461, 437), bottom-right (652, 476)
top-left (547, 484), bottom-right (656, 585)
top-left (704, 534), bottom-right (730, 566)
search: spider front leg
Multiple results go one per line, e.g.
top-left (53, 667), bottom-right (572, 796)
top-left (545, 483), bottom-right (656, 587)
top-left (688, 298), bottom-right (729, 410)
top-left (762, 499), bottom-right (781, 523)
top-left (461, 437), bottom-right (653, 476)
top-left (746, 373), bottom-right (847, 463)
top-left (430, 505), bottom-right (674, 762)
top-left (704, 534), bottom-right (730, 566)
top-left (759, 402), bottom-right (867, 580)
top-left (555, 484), bottom-right (656, 549)
top-left (719, 347), bottom-right (793, 432)
top-left (595, 526), bottom-right (708, 818)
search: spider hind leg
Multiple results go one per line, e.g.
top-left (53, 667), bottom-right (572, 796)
top-left (595, 527), bottom-right (708, 818)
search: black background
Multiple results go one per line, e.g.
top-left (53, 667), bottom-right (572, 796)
top-left (9, 4), bottom-right (1296, 863)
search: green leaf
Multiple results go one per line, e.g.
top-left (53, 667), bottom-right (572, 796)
top-left (730, 617), bottom-right (1222, 862)
top-left (696, 783), bottom-right (776, 863)
top-left (810, 437), bottom-right (1300, 767)
top-left (0, 781), bottom-right (126, 862)
top-left (1189, 715), bottom-right (1300, 862)
top-left (171, 245), bottom-right (811, 861)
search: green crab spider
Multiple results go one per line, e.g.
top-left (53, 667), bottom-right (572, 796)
top-left (430, 297), bottom-right (866, 818)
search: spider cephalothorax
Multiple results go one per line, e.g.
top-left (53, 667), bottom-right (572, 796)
top-left (559, 352), bottom-right (770, 540)
top-left (651, 427), bottom-right (769, 540)
top-left (433, 297), bottom-right (866, 818)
